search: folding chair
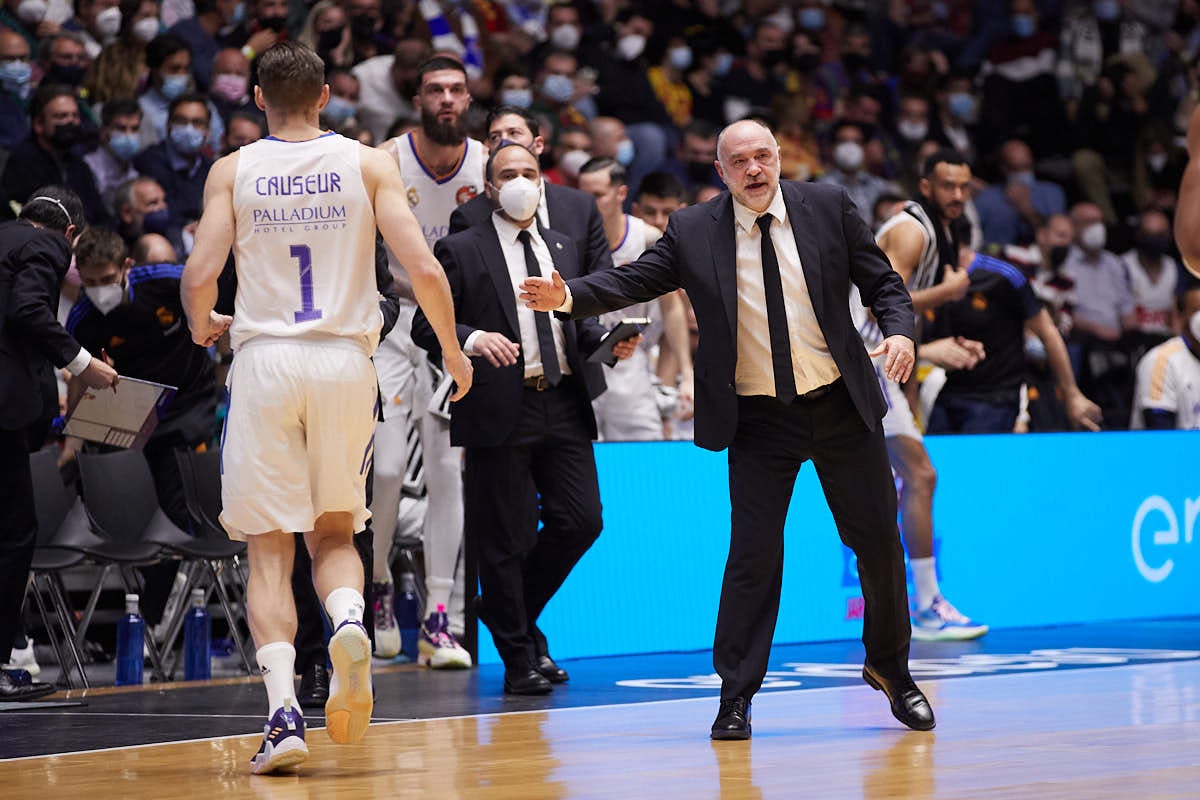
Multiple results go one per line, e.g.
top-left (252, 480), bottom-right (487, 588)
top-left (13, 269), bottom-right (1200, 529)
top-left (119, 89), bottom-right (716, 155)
top-left (26, 448), bottom-right (91, 689)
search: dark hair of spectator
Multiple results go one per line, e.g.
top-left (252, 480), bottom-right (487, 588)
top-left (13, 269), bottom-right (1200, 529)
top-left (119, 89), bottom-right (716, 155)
top-left (30, 84), bottom-right (78, 122)
top-left (830, 119), bottom-right (867, 140)
top-left (416, 55), bottom-right (467, 88)
top-left (228, 110), bottom-right (266, 136)
top-left (485, 139), bottom-right (537, 182)
top-left (74, 226), bottom-right (128, 269)
top-left (101, 97), bottom-right (142, 126)
top-left (681, 119), bottom-right (719, 141)
top-left (486, 105), bottom-right (541, 138)
top-left (18, 185), bottom-right (84, 233)
top-left (193, 0), bottom-right (218, 15)
top-left (145, 33), bottom-right (191, 71)
top-left (257, 41), bottom-right (326, 111)
top-left (922, 147), bottom-right (970, 179)
top-left (579, 156), bottom-right (626, 186)
top-left (168, 92), bottom-right (212, 124)
top-left (635, 171), bottom-right (685, 202)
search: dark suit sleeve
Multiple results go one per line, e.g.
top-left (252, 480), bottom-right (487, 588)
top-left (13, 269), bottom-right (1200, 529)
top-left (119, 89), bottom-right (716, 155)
top-left (411, 237), bottom-right (475, 358)
top-left (7, 234), bottom-right (82, 368)
top-left (841, 188), bottom-right (915, 341)
top-left (375, 233), bottom-right (401, 339)
top-left (581, 195), bottom-right (615, 275)
top-left (566, 213), bottom-right (684, 319)
top-left (447, 202), bottom-right (470, 236)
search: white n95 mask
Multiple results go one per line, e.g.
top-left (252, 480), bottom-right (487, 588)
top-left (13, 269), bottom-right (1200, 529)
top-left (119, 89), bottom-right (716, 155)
top-left (498, 176), bottom-right (541, 222)
top-left (84, 283), bottom-right (124, 315)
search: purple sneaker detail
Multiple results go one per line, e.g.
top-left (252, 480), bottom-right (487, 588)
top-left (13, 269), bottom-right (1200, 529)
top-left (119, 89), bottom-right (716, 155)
top-left (249, 699), bottom-right (308, 774)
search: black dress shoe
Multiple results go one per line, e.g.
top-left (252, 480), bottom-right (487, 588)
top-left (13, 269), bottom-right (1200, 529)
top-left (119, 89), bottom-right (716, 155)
top-left (535, 655), bottom-right (569, 684)
top-left (0, 669), bottom-right (55, 701)
top-left (297, 663), bottom-right (330, 709)
top-left (504, 666), bottom-right (553, 695)
top-left (710, 697), bottom-right (751, 740)
top-left (862, 664), bottom-right (935, 731)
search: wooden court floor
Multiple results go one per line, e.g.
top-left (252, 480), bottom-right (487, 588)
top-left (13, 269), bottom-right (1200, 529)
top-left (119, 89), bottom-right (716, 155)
top-left (3, 659), bottom-right (1199, 799)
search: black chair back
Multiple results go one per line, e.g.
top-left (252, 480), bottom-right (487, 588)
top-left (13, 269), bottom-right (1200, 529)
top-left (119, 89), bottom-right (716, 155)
top-left (77, 449), bottom-right (161, 544)
top-left (29, 448), bottom-right (74, 546)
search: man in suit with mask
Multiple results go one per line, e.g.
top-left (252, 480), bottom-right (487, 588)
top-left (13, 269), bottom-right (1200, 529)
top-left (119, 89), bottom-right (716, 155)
top-left (413, 141), bottom-right (637, 695)
top-left (521, 119), bottom-right (934, 737)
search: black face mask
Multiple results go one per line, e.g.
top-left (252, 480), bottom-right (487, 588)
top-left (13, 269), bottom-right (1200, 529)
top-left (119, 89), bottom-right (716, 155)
top-left (349, 14), bottom-right (376, 41)
top-left (49, 122), bottom-right (82, 149)
top-left (317, 26), bottom-right (345, 52)
top-left (760, 48), bottom-right (787, 69)
top-left (841, 52), bottom-right (868, 73)
top-left (1048, 244), bottom-right (1070, 268)
top-left (1137, 235), bottom-right (1170, 259)
top-left (686, 160), bottom-right (712, 181)
top-left (260, 15), bottom-right (287, 33)
top-left (792, 53), bottom-right (821, 73)
top-left (46, 64), bottom-right (86, 86)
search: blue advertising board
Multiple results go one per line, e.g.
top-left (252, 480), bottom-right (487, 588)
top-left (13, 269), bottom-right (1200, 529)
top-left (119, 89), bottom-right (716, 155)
top-left (475, 431), bottom-right (1199, 665)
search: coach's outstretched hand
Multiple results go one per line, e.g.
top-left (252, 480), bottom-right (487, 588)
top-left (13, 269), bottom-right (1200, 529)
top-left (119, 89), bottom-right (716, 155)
top-left (519, 270), bottom-right (567, 312)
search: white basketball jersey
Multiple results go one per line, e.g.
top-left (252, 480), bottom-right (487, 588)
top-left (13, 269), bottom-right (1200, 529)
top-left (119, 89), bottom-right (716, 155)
top-left (1131, 337), bottom-right (1200, 430)
top-left (1122, 250), bottom-right (1179, 336)
top-left (230, 133), bottom-right (380, 353)
top-left (393, 132), bottom-right (486, 251)
top-left (601, 215), bottom-right (662, 334)
top-left (852, 200), bottom-right (940, 347)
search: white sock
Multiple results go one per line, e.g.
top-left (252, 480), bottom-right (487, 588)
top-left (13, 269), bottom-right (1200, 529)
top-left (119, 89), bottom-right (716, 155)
top-left (425, 576), bottom-right (454, 619)
top-left (911, 557), bottom-right (941, 612)
top-left (324, 587), bottom-right (365, 629)
top-left (256, 641), bottom-right (297, 717)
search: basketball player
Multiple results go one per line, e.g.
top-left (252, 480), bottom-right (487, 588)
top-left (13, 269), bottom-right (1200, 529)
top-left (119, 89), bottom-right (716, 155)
top-left (1176, 106), bottom-right (1200, 280)
top-left (849, 148), bottom-right (988, 640)
top-left (369, 55), bottom-right (485, 669)
top-left (181, 42), bottom-right (471, 774)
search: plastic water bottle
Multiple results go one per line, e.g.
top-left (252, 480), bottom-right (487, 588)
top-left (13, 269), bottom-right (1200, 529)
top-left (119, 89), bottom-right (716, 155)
top-left (183, 588), bottom-right (212, 681)
top-left (115, 593), bottom-right (145, 686)
top-left (397, 572), bottom-right (420, 661)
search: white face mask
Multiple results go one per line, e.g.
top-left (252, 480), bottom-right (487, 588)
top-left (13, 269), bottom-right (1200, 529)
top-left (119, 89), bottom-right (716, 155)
top-left (1147, 152), bottom-right (1169, 172)
top-left (497, 176), bottom-right (541, 222)
top-left (1080, 222), bottom-right (1106, 251)
top-left (95, 6), bottom-right (122, 40)
top-left (834, 140), bottom-right (864, 172)
top-left (549, 23), bottom-right (581, 51)
top-left (559, 149), bottom-right (590, 179)
top-left (17, 0), bottom-right (48, 24)
top-left (84, 281), bottom-right (124, 315)
top-left (616, 33), bottom-right (646, 61)
top-left (897, 120), bottom-right (928, 142)
top-left (132, 17), bottom-right (160, 43)
top-left (1189, 310), bottom-right (1200, 343)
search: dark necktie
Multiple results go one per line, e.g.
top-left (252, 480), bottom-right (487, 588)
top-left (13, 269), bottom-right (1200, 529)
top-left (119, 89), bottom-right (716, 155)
top-left (517, 229), bottom-right (562, 386)
top-left (756, 214), bottom-right (796, 403)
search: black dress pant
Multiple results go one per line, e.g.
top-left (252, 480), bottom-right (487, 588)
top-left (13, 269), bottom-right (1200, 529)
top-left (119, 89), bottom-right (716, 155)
top-left (715, 382), bottom-right (911, 702)
top-left (0, 427), bottom-right (38, 665)
top-left (465, 380), bottom-right (602, 670)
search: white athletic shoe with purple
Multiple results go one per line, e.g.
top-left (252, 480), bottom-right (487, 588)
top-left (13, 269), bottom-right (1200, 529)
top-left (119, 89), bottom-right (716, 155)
top-left (249, 697), bottom-right (308, 774)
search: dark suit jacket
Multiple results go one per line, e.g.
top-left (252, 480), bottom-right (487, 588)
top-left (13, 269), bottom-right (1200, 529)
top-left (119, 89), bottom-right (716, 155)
top-left (0, 219), bottom-right (79, 432)
top-left (563, 180), bottom-right (915, 451)
top-left (448, 182), bottom-right (614, 276)
top-left (412, 221), bottom-right (608, 448)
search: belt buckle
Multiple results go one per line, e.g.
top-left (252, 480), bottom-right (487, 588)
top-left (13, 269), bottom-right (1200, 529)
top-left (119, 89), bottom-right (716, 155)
top-left (526, 374), bottom-right (548, 391)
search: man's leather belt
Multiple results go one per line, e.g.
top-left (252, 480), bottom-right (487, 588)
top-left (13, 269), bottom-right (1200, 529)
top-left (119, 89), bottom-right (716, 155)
top-left (523, 374), bottom-right (553, 391)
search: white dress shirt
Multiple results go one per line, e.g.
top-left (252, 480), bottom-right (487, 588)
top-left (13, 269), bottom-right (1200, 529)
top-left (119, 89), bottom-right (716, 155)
top-left (731, 188), bottom-right (840, 398)
top-left (478, 213), bottom-right (571, 379)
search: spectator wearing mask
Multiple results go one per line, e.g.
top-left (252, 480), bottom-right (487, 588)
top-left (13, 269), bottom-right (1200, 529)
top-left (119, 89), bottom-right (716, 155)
top-left (133, 92), bottom-right (213, 235)
top-left (294, 0), bottom-right (352, 72)
top-left (83, 96), bottom-right (142, 210)
top-left (646, 33), bottom-right (695, 131)
top-left (207, 47), bottom-right (258, 127)
top-left (530, 48), bottom-right (591, 151)
top-left (221, 108), bottom-right (264, 155)
top-left (80, 0), bottom-right (151, 106)
top-left (819, 120), bottom-right (898, 226)
top-left (659, 119), bottom-right (723, 195)
top-left (37, 31), bottom-right (89, 89)
top-left (684, 34), bottom-right (733, 129)
top-left (319, 68), bottom-right (359, 133)
top-left (138, 33), bottom-right (225, 153)
top-left (1131, 284), bottom-right (1200, 429)
top-left (1134, 121), bottom-right (1187, 216)
top-left (112, 174), bottom-right (173, 248)
top-left (343, 0), bottom-right (386, 66)
top-left (542, 124), bottom-right (591, 187)
top-left (217, 0), bottom-right (284, 60)
top-left (718, 18), bottom-right (788, 122)
top-left (1121, 209), bottom-right (1181, 349)
top-left (931, 71), bottom-right (979, 164)
top-left (974, 138), bottom-right (1066, 246)
top-left (351, 36), bottom-right (427, 143)
top-left (1057, 0), bottom-right (1153, 104)
top-left (1, 83), bottom-right (109, 225)
top-left (168, 0), bottom-right (245, 91)
top-left (0, 29), bottom-right (33, 150)
top-left (63, 0), bottom-right (122, 59)
top-left (492, 66), bottom-right (533, 112)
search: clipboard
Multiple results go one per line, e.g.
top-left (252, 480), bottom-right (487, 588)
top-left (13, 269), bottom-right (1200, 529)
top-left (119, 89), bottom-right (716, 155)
top-left (63, 376), bottom-right (177, 450)
top-left (587, 317), bottom-right (651, 366)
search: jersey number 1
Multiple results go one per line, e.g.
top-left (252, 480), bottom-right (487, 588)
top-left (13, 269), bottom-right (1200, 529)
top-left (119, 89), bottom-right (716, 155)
top-left (290, 244), bottom-right (324, 323)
